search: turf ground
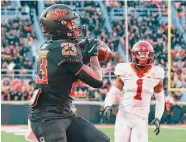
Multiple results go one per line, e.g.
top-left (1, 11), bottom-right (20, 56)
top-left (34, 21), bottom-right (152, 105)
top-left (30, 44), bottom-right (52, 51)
top-left (1, 125), bottom-right (186, 142)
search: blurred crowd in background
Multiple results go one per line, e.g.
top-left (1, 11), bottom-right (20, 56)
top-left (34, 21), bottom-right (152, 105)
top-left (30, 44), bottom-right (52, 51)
top-left (1, 0), bottom-right (186, 124)
top-left (1, 18), bottom-right (35, 71)
top-left (171, 1), bottom-right (186, 88)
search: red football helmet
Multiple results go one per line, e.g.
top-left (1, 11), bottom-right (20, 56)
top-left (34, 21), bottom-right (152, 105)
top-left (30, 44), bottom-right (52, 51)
top-left (131, 40), bottom-right (155, 66)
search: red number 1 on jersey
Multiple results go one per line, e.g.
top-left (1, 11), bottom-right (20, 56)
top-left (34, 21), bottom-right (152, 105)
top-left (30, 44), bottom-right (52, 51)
top-left (134, 79), bottom-right (143, 100)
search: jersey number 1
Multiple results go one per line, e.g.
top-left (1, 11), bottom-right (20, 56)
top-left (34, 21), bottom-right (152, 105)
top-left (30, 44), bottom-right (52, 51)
top-left (134, 79), bottom-right (143, 100)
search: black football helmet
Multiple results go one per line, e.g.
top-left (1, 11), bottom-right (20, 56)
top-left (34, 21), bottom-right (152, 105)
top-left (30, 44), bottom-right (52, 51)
top-left (40, 4), bottom-right (86, 40)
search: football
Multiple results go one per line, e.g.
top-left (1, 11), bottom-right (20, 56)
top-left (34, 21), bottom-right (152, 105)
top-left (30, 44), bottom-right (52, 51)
top-left (97, 41), bottom-right (113, 62)
top-left (79, 38), bottom-right (113, 64)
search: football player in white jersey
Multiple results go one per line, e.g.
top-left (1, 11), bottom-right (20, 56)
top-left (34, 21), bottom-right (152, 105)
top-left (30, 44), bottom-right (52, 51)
top-left (104, 40), bottom-right (165, 142)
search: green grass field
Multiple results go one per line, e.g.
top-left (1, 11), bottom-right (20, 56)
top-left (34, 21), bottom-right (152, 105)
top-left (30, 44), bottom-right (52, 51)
top-left (1, 125), bottom-right (186, 142)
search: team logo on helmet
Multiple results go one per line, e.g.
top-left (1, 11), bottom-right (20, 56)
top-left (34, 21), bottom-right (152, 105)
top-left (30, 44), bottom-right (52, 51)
top-left (46, 8), bottom-right (67, 20)
top-left (40, 4), bottom-right (86, 40)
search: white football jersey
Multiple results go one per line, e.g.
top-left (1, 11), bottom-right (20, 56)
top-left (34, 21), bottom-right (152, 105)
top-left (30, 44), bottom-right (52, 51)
top-left (114, 62), bottom-right (165, 119)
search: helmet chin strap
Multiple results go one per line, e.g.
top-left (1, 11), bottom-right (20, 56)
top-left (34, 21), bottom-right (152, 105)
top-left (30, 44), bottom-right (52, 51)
top-left (135, 64), bottom-right (149, 70)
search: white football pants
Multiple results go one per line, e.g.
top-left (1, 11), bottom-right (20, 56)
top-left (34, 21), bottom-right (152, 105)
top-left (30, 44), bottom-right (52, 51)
top-left (114, 110), bottom-right (148, 142)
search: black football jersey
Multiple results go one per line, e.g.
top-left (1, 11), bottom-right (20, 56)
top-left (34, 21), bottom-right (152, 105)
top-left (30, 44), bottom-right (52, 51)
top-left (29, 39), bottom-right (83, 120)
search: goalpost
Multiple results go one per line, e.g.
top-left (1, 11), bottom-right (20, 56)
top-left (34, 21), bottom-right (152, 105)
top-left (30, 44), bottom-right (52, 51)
top-left (124, 0), bottom-right (186, 91)
top-left (124, 0), bottom-right (129, 62)
top-left (167, 0), bottom-right (186, 92)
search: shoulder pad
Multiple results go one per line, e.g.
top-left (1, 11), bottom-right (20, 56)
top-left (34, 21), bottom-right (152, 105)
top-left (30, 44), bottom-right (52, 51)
top-left (154, 66), bottom-right (165, 79)
top-left (114, 63), bottom-right (128, 76)
top-left (59, 41), bottom-right (83, 65)
top-left (40, 40), bottom-right (53, 50)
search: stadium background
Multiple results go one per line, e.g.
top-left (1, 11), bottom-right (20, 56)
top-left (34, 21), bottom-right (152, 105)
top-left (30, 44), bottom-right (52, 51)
top-left (1, 0), bottom-right (186, 142)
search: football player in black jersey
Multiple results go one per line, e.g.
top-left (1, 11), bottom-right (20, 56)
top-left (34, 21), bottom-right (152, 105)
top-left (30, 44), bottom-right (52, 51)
top-left (28, 4), bottom-right (110, 142)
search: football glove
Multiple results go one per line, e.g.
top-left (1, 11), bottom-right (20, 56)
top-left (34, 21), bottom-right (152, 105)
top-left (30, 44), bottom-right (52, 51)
top-left (103, 106), bottom-right (114, 120)
top-left (150, 118), bottom-right (160, 135)
top-left (79, 38), bottom-right (99, 57)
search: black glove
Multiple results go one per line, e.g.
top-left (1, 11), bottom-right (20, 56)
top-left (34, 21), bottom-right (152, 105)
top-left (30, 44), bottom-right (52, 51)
top-left (103, 106), bottom-right (114, 120)
top-left (150, 118), bottom-right (160, 135)
top-left (79, 38), bottom-right (99, 58)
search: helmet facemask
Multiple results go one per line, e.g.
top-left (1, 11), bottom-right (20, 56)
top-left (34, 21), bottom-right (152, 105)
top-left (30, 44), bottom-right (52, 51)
top-left (132, 51), bottom-right (155, 66)
top-left (63, 20), bottom-right (86, 41)
top-left (131, 40), bottom-right (155, 66)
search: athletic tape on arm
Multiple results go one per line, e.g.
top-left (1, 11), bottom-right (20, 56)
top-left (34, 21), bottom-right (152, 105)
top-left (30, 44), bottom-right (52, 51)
top-left (104, 86), bottom-right (121, 108)
top-left (154, 90), bottom-right (165, 120)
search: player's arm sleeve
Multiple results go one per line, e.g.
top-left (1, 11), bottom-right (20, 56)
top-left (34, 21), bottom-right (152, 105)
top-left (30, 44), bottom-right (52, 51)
top-left (104, 64), bottom-right (124, 108)
top-left (64, 63), bottom-right (103, 88)
top-left (154, 67), bottom-right (165, 120)
top-left (114, 63), bottom-right (124, 76)
top-left (76, 65), bottom-right (103, 88)
top-left (154, 90), bottom-right (165, 120)
top-left (104, 86), bottom-right (121, 108)
top-left (158, 66), bottom-right (165, 79)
